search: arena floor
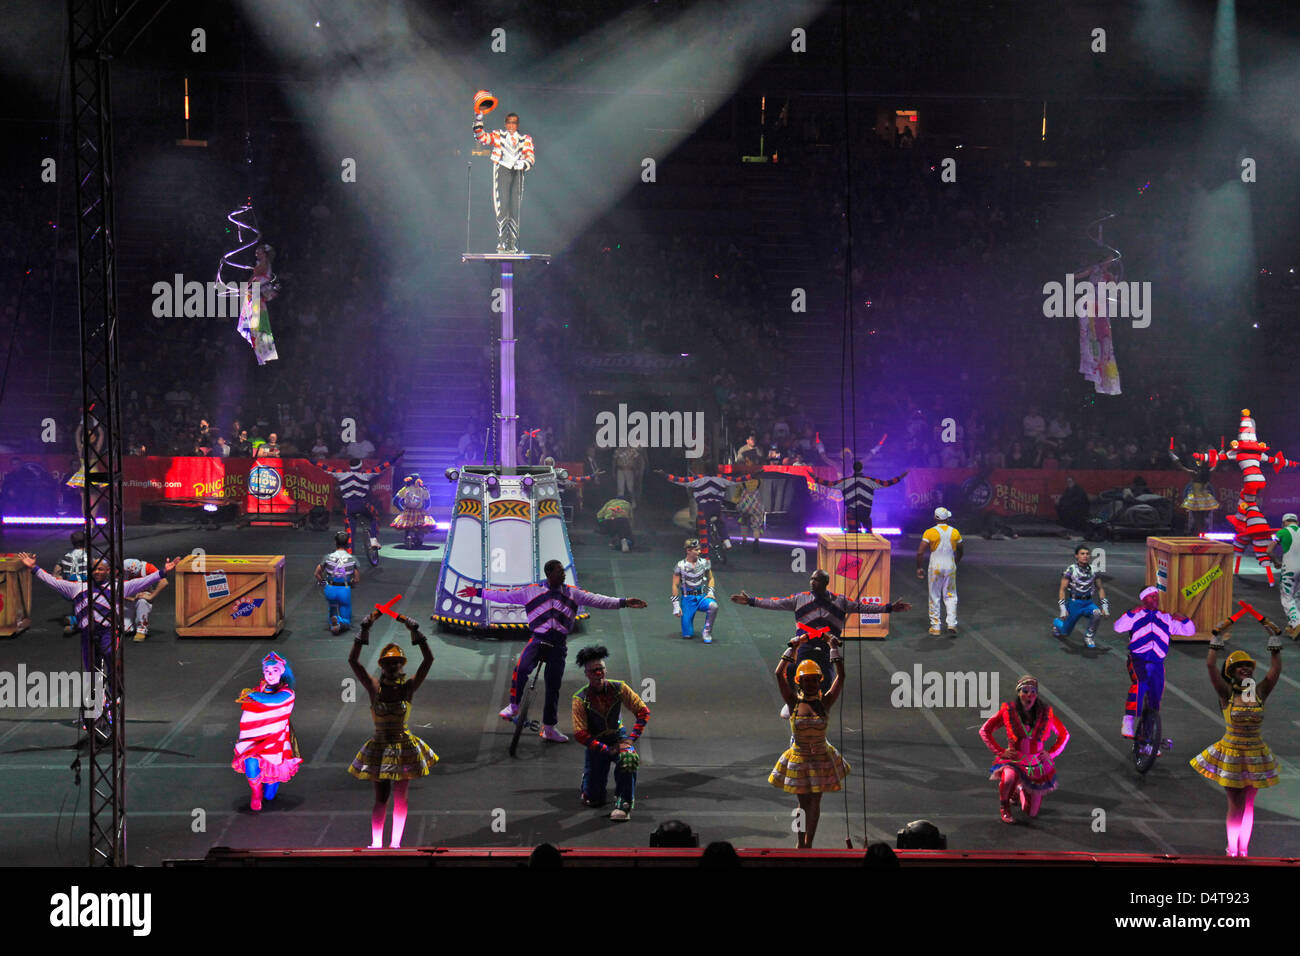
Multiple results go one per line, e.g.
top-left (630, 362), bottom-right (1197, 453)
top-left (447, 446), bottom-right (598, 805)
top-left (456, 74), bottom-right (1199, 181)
top-left (2, 519), bottom-right (1297, 866)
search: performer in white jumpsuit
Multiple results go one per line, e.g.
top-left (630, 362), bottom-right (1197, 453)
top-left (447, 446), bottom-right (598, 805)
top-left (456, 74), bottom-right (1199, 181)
top-left (1271, 513), bottom-right (1300, 638)
top-left (916, 507), bottom-right (962, 636)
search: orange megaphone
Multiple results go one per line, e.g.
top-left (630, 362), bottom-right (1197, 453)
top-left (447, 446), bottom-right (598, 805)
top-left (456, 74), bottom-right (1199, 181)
top-left (473, 90), bottom-right (497, 115)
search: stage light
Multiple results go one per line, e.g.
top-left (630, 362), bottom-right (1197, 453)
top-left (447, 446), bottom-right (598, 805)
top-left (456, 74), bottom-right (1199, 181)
top-left (1201, 532), bottom-right (1236, 540)
top-left (733, 535), bottom-right (814, 548)
top-left (2, 516), bottom-right (107, 526)
top-left (896, 819), bottom-right (947, 850)
top-left (805, 526), bottom-right (901, 536)
top-left (203, 503), bottom-right (219, 512)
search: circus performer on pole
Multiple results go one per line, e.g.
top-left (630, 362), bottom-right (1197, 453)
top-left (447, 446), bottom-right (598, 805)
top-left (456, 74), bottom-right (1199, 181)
top-left (232, 653), bottom-right (302, 812)
top-left (348, 609), bottom-right (438, 849)
top-left (474, 103), bottom-right (534, 254)
top-left (1192, 612), bottom-right (1283, 857)
top-left (978, 676), bottom-right (1069, 824)
top-left (391, 473), bottom-right (436, 548)
top-left (1194, 410), bottom-right (1297, 584)
top-left (1168, 438), bottom-right (1221, 535)
top-left (769, 651), bottom-right (850, 849)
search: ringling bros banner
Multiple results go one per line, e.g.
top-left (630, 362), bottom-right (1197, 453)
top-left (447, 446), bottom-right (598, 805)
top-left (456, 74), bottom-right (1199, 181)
top-left (723, 464), bottom-right (1300, 521)
top-left (0, 455), bottom-right (394, 521)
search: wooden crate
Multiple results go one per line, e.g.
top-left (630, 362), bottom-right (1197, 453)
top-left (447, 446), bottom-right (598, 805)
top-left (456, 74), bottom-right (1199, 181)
top-left (0, 554), bottom-right (33, 637)
top-left (817, 533), bottom-right (892, 639)
top-left (174, 554), bottom-right (285, 637)
top-left (1144, 537), bottom-right (1234, 642)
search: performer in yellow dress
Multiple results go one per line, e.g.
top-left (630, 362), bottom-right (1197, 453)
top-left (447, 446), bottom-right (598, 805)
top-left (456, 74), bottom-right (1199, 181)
top-left (1191, 636), bottom-right (1282, 857)
top-left (348, 610), bottom-right (438, 848)
top-left (769, 638), bottom-right (851, 849)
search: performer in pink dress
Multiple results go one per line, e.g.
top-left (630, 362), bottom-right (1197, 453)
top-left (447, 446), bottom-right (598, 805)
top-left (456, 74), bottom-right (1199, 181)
top-left (978, 676), bottom-right (1069, 824)
top-left (232, 653), bottom-right (302, 811)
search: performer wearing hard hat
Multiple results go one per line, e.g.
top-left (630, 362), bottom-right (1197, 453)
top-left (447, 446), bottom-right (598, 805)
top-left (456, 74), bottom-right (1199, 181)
top-left (769, 651), bottom-right (850, 849)
top-left (916, 506), bottom-right (962, 636)
top-left (1270, 513), bottom-right (1300, 638)
top-left (473, 95), bottom-right (535, 253)
top-left (1192, 623), bottom-right (1283, 857)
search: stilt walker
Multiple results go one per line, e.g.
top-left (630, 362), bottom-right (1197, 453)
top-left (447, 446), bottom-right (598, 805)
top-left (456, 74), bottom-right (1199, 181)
top-left (1194, 410), bottom-right (1297, 585)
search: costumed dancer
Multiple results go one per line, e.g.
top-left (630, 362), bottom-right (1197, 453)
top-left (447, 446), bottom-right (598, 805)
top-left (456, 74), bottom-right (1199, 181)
top-left (655, 468), bottom-right (747, 559)
top-left (315, 531), bottom-right (359, 634)
top-left (978, 676), bottom-right (1069, 824)
top-left (391, 473), bottom-right (435, 546)
top-left (1193, 410), bottom-right (1297, 584)
top-left (732, 570), bottom-right (910, 715)
top-left (1270, 513), bottom-right (1300, 638)
top-left (1113, 587), bottom-right (1195, 737)
top-left (1169, 438), bottom-right (1220, 535)
top-left (457, 560), bottom-right (646, 743)
top-left (672, 538), bottom-right (718, 643)
top-left (232, 653), bottom-right (302, 811)
top-left (236, 243), bottom-right (280, 365)
top-left (1192, 609), bottom-right (1284, 857)
top-left (770, 648), bottom-right (851, 849)
top-left (312, 453), bottom-right (403, 556)
top-left (1052, 544), bottom-right (1109, 649)
top-left (572, 645), bottom-right (650, 821)
top-left (915, 506), bottom-right (962, 636)
top-left (20, 553), bottom-right (178, 718)
top-left (473, 106), bottom-right (534, 253)
top-left (348, 609), bottom-right (438, 849)
top-left (735, 475), bottom-right (766, 552)
top-left (811, 459), bottom-right (907, 533)
top-left (122, 556), bottom-right (167, 643)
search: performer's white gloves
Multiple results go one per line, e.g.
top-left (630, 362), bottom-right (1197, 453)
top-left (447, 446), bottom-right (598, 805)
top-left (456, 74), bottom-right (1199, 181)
top-left (1101, 598), bottom-right (1110, 615)
top-left (1057, 602), bottom-right (1067, 619)
top-left (672, 597), bottom-right (682, 617)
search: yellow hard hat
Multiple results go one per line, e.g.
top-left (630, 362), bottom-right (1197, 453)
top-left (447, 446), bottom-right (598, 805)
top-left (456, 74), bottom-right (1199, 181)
top-left (1222, 649), bottom-right (1255, 682)
top-left (794, 660), bottom-right (822, 681)
top-left (379, 643), bottom-right (406, 664)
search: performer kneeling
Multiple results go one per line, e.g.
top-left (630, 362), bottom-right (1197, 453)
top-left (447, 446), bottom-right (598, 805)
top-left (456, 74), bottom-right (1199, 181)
top-left (348, 609), bottom-right (438, 848)
top-left (978, 676), bottom-right (1069, 824)
top-left (770, 647), bottom-right (850, 849)
top-left (672, 538), bottom-right (718, 643)
top-left (572, 645), bottom-right (650, 821)
top-left (233, 653), bottom-right (301, 811)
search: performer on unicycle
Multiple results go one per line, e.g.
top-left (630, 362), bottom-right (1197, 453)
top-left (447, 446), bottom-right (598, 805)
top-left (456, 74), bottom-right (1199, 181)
top-left (1113, 587), bottom-right (1195, 737)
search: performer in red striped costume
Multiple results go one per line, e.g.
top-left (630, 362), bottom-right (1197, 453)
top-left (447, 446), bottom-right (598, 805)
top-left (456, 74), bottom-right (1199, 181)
top-left (1194, 410), bottom-right (1297, 585)
top-left (232, 653), bottom-right (301, 811)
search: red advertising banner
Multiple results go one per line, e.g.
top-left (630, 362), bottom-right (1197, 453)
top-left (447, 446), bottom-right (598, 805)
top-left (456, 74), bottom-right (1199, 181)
top-left (0, 455), bottom-right (394, 521)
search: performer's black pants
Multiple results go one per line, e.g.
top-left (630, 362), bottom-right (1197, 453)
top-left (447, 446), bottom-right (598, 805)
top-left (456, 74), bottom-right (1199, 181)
top-left (492, 165), bottom-right (526, 244)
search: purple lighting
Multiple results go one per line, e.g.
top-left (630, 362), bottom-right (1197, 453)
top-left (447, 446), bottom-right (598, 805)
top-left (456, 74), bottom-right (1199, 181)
top-left (805, 526), bottom-right (902, 536)
top-left (731, 535), bottom-right (815, 548)
top-left (1201, 532), bottom-right (1236, 541)
top-left (2, 516), bottom-right (108, 526)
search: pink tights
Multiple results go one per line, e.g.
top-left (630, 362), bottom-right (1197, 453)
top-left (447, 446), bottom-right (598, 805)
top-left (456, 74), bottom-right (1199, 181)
top-left (1225, 787), bottom-right (1258, 857)
top-left (370, 780), bottom-right (411, 848)
top-left (997, 767), bottom-right (1043, 817)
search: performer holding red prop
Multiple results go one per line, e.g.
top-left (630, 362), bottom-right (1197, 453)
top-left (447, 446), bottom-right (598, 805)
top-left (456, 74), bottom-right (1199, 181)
top-left (1194, 410), bottom-right (1297, 584)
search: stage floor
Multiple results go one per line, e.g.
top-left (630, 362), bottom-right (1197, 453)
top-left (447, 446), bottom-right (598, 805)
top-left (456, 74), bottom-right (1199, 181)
top-left (2, 521), bottom-right (1297, 865)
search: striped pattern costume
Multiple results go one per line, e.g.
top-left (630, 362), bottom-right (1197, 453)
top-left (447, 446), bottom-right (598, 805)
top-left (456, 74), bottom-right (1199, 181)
top-left (478, 583), bottom-right (627, 727)
top-left (1190, 696), bottom-right (1279, 789)
top-left (573, 680), bottom-right (649, 808)
top-left (661, 472), bottom-right (743, 557)
top-left (473, 118), bottom-right (534, 250)
top-left (814, 471), bottom-right (907, 532)
top-left (673, 557), bottom-right (717, 639)
top-left (314, 457), bottom-right (400, 551)
top-left (349, 680), bottom-right (439, 781)
top-left (1195, 412), bottom-right (1296, 584)
top-left (979, 702), bottom-right (1069, 793)
top-left (1113, 607), bottom-right (1196, 725)
top-left (769, 713), bottom-right (851, 793)
top-left (231, 685), bottom-right (302, 784)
